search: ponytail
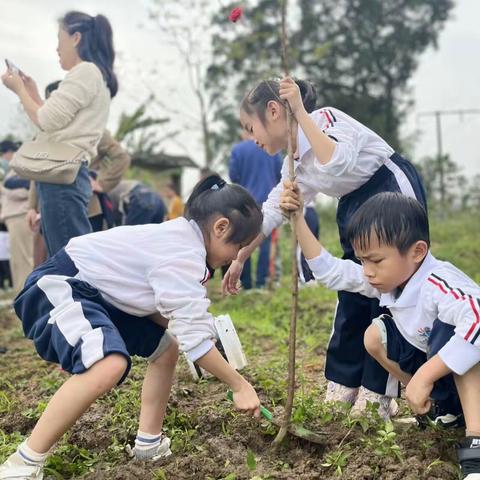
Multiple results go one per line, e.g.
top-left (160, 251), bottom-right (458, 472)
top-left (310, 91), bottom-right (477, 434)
top-left (241, 78), bottom-right (317, 123)
top-left (60, 11), bottom-right (118, 97)
top-left (185, 175), bottom-right (263, 244)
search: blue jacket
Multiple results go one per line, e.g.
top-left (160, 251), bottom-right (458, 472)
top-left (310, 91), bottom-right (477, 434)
top-left (229, 140), bottom-right (282, 204)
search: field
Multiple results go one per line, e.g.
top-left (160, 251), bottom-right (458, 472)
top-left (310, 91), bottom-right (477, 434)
top-left (1, 208), bottom-right (479, 479)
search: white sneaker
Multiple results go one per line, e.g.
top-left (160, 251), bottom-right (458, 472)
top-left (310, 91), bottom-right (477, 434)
top-left (351, 386), bottom-right (399, 420)
top-left (325, 381), bottom-right (359, 404)
top-left (126, 435), bottom-right (172, 461)
top-left (0, 451), bottom-right (43, 480)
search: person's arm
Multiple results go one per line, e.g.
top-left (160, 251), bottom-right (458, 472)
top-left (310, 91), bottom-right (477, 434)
top-left (4, 176), bottom-right (31, 190)
top-left (36, 63), bottom-right (101, 132)
top-left (2, 70), bottom-right (42, 127)
top-left (279, 77), bottom-right (336, 166)
top-left (149, 257), bottom-right (260, 415)
top-left (96, 131), bottom-right (131, 193)
top-left (406, 274), bottom-right (480, 414)
top-left (28, 182), bottom-right (38, 210)
top-left (221, 232), bottom-right (265, 295)
top-left (281, 181), bottom-right (379, 298)
top-left (427, 276), bottom-right (480, 376)
top-left (196, 347), bottom-right (260, 416)
top-left (222, 172), bottom-right (287, 295)
top-left (405, 354), bottom-right (451, 415)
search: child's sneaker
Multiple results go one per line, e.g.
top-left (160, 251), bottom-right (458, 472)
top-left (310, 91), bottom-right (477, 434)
top-left (126, 434), bottom-right (172, 461)
top-left (457, 436), bottom-right (480, 479)
top-left (416, 401), bottom-right (465, 430)
top-left (350, 386), bottom-right (399, 420)
top-left (325, 381), bottom-right (358, 404)
top-left (0, 450), bottom-right (43, 480)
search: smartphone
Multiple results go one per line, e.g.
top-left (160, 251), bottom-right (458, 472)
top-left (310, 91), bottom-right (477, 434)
top-left (5, 59), bottom-right (20, 74)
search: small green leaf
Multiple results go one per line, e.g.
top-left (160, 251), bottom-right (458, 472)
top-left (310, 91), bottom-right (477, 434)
top-left (246, 449), bottom-right (257, 471)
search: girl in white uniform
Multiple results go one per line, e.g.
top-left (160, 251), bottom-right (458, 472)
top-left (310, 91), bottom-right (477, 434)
top-left (0, 175), bottom-right (262, 480)
top-left (223, 77), bottom-right (427, 416)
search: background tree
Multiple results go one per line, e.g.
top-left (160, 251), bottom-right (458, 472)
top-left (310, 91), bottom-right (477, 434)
top-left (417, 153), bottom-right (467, 209)
top-left (147, 0), bottom-right (217, 168)
top-left (114, 97), bottom-right (175, 157)
top-left (207, 0), bottom-right (454, 164)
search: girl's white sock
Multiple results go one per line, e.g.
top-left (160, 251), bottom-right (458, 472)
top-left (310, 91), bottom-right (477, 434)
top-left (17, 440), bottom-right (49, 466)
top-left (133, 430), bottom-right (172, 460)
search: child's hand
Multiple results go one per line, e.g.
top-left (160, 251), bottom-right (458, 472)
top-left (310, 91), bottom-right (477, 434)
top-left (221, 259), bottom-right (244, 295)
top-left (279, 77), bottom-right (306, 117)
top-left (232, 380), bottom-right (261, 418)
top-left (405, 373), bottom-right (433, 415)
top-left (280, 179), bottom-right (303, 214)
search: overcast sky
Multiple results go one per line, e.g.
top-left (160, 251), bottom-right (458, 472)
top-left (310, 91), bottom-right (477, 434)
top-left (1, 0), bottom-right (479, 194)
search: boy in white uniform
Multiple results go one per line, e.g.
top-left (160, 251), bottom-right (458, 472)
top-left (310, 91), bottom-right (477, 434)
top-left (280, 185), bottom-right (480, 480)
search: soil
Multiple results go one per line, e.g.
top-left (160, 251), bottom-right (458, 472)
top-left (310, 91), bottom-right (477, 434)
top-left (0, 307), bottom-right (462, 480)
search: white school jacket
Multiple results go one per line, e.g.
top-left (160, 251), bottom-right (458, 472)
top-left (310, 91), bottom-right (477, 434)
top-left (65, 218), bottom-right (216, 361)
top-left (262, 107), bottom-right (395, 237)
top-left (307, 250), bottom-right (480, 375)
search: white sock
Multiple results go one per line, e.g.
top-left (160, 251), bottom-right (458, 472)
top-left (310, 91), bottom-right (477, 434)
top-left (134, 430), bottom-right (162, 459)
top-left (17, 440), bottom-right (49, 466)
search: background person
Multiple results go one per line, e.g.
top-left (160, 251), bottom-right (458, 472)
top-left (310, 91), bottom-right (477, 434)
top-left (0, 140), bottom-right (33, 292)
top-left (229, 131), bottom-right (282, 289)
top-left (1, 11), bottom-right (118, 256)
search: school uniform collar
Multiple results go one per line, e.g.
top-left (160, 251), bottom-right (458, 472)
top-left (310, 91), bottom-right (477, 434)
top-left (379, 251), bottom-right (439, 308)
top-left (188, 219), bottom-right (205, 246)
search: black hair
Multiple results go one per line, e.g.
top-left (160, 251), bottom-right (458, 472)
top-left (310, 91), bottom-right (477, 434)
top-left (347, 192), bottom-right (430, 255)
top-left (185, 175), bottom-right (263, 245)
top-left (60, 11), bottom-right (118, 97)
top-left (0, 140), bottom-right (20, 153)
top-left (45, 80), bottom-right (61, 98)
top-left (241, 78), bottom-right (317, 123)
top-left (166, 182), bottom-right (180, 195)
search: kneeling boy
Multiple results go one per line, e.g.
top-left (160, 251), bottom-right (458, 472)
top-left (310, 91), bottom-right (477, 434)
top-left (281, 184), bottom-right (480, 480)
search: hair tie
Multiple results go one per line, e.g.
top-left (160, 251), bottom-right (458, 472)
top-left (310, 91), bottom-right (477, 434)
top-left (210, 180), bottom-right (226, 191)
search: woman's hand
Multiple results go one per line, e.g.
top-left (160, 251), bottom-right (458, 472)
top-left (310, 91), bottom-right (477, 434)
top-left (279, 77), bottom-right (306, 117)
top-left (221, 259), bottom-right (244, 295)
top-left (1, 69), bottom-right (25, 95)
top-left (19, 72), bottom-right (42, 104)
top-left (232, 380), bottom-right (261, 418)
top-left (26, 209), bottom-right (40, 232)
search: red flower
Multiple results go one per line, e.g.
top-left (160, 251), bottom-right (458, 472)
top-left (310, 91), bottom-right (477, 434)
top-left (228, 6), bottom-right (243, 23)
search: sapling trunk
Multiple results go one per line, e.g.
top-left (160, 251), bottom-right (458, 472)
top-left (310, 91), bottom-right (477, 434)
top-left (273, 0), bottom-right (299, 446)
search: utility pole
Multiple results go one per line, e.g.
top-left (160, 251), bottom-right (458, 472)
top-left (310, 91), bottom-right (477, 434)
top-left (417, 109), bottom-right (480, 207)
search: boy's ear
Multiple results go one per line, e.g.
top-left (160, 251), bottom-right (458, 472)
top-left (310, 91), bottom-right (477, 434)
top-left (213, 217), bottom-right (230, 238)
top-left (411, 240), bottom-right (428, 264)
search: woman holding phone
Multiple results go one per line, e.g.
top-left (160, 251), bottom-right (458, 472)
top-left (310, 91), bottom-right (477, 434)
top-left (1, 11), bottom-right (117, 256)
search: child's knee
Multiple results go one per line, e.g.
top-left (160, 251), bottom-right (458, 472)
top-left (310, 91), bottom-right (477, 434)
top-left (150, 340), bottom-right (179, 368)
top-left (364, 324), bottom-right (385, 357)
top-left (88, 353), bottom-right (128, 393)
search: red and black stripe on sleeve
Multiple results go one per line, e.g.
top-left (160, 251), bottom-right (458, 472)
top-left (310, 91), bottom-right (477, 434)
top-left (427, 273), bottom-right (480, 344)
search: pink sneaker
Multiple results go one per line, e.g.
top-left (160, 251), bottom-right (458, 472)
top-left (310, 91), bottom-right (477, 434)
top-left (325, 381), bottom-right (359, 404)
top-left (351, 386), bottom-right (399, 420)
